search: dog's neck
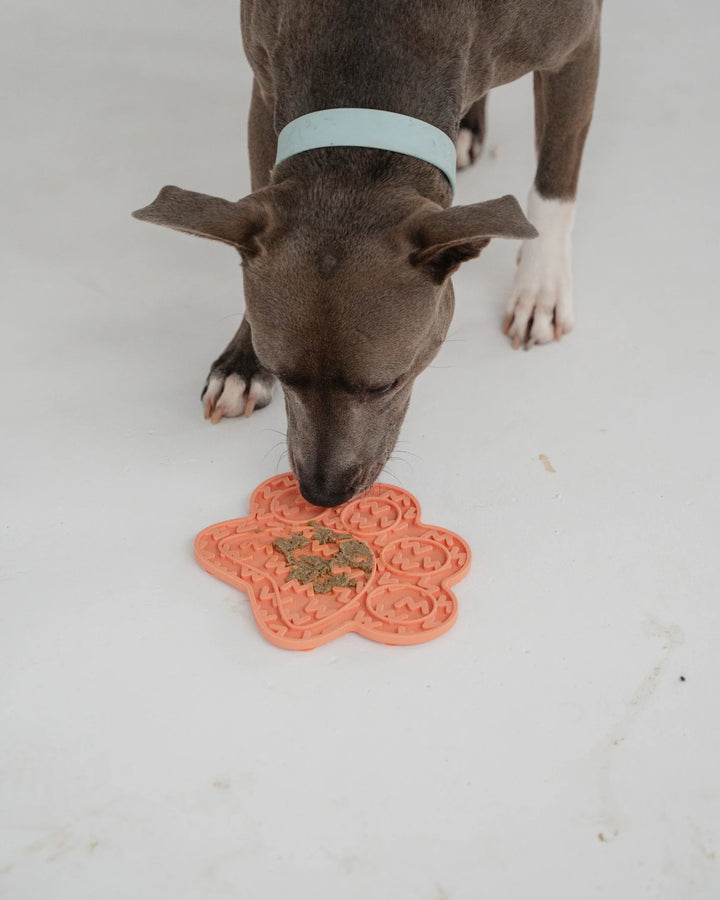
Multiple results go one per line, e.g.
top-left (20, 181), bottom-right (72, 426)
top-left (273, 72), bottom-right (462, 141)
top-left (264, 4), bottom-right (470, 207)
top-left (273, 146), bottom-right (452, 210)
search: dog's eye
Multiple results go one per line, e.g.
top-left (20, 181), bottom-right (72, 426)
top-left (367, 378), bottom-right (401, 396)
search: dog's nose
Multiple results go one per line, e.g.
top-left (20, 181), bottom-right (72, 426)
top-left (296, 467), bottom-right (363, 508)
top-left (298, 481), bottom-right (357, 509)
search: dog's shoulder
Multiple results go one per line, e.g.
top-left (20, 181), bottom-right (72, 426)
top-left (470, 0), bottom-right (600, 85)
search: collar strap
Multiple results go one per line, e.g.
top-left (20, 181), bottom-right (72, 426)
top-left (275, 108), bottom-right (456, 194)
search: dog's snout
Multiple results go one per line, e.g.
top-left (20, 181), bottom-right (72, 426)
top-left (296, 464), bottom-right (365, 509)
top-left (300, 484), bottom-right (356, 509)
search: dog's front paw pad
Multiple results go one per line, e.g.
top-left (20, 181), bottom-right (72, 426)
top-left (202, 371), bottom-right (274, 423)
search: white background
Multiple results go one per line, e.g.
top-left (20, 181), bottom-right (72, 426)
top-left (1, 1), bottom-right (719, 897)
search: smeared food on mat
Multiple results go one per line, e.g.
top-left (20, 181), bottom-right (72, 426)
top-left (273, 524), bottom-right (374, 593)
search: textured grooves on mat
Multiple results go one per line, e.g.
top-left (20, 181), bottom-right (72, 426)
top-left (194, 473), bottom-right (471, 650)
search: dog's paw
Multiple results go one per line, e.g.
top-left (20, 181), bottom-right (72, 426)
top-left (202, 368), bottom-right (275, 423)
top-left (456, 127), bottom-right (483, 170)
top-left (503, 190), bottom-right (575, 350)
top-left (503, 252), bottom-right (574, 349)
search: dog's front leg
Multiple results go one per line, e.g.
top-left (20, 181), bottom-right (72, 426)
top-left (504, 27), bottom-right (601, 349)
top-left (202, 80), bottom-right (279, 421)
top-left (456, 96), bottom-right (487, 170)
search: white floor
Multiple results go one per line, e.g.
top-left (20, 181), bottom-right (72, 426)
top-left (2, 2), bottom-right (719, 897)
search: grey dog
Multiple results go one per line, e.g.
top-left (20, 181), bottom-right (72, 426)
top-left (134, 0), bottom-right (602, 507)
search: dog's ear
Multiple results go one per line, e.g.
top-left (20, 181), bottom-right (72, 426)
top-left (408, 194), bottom-right (538, 283)
top-left (132, 185), bottom-right (272, 257)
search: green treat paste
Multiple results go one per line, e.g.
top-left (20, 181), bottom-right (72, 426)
top-left (333, 539), bottom-right (374, 576)
top-left (287, 554), bottom-right (334, 585)
top-left (272, 527), bottom-right (374, 592)
top-left (273, 533), bottom-right (309, 563)
top-left (313, 574), bottom-right (358, 594)
top-left (308, 520), bottom-right (353, 544)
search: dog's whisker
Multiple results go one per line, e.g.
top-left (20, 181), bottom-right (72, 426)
top-left (263, 440), bottom-right (287, 462)
top-left (274, 448), bottom-right (289, 474)
top-left (380, 465), bottom-right (404, 488)
top-left (388, 453), bottom-right (414, 473)
top-left (391, 447), bottom-right (422, 461)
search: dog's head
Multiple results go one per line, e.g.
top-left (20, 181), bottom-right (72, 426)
top-left (134, 181), bottom-right (535, 506)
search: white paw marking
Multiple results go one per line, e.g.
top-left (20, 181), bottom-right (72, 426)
top-left (456, 128), bottom-right (482, 169)
top-left (205, 373), bottom-right (246, 422)
top-left (456, 129), bottom-right (474, 168)
top-left (203, 373), bottom-right (274, 423)
top-left (504, 187), bottom-right (575, 349)
top-left (246, 375), bottom-right (274, 414)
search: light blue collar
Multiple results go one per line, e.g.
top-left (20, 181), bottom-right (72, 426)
top-left (275, 108), bottom-right (456, 194)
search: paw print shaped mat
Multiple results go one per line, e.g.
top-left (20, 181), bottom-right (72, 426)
top-left (194, 473), bottom-right (471, 650)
